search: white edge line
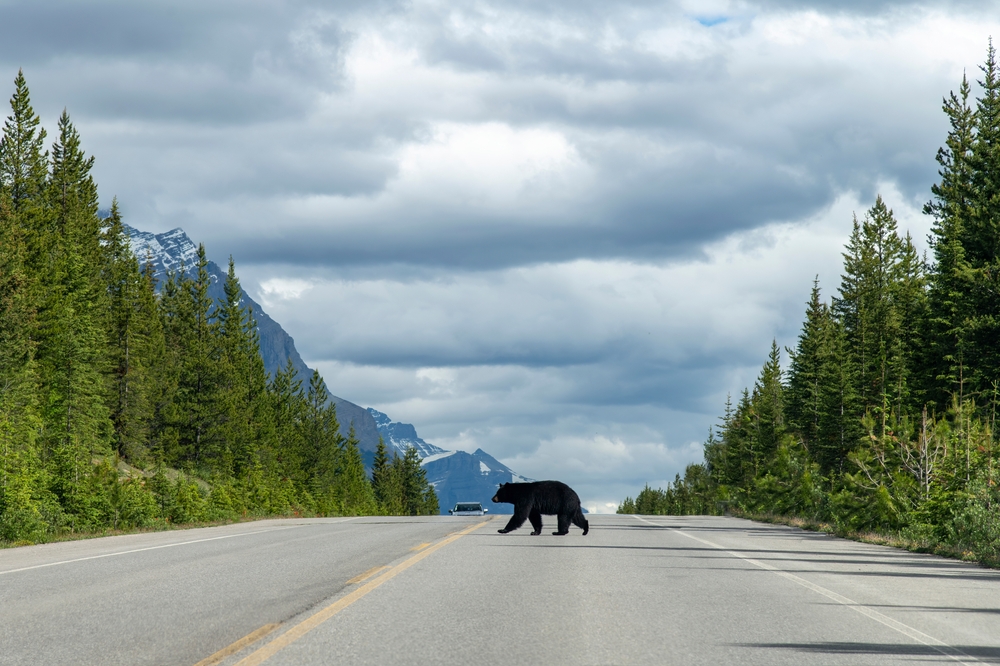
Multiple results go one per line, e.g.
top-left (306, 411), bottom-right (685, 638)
top-left (631, 515), bottom-right (980, 666)
top-left (0, 518), bottom-right (357, 576)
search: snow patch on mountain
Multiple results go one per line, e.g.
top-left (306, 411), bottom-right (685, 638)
top-left (421, 451), bottom-right (457, 465)
top-left (126, 225), bottom-right (200, 279)
top-left (367, 408), bottom-right (447, 458)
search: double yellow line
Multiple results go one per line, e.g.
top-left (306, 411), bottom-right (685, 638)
top-left (199, 518), bottom-right (491, 666)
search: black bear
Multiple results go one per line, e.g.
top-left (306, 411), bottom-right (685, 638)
top-left (492, 480), bottom-right (589, 536)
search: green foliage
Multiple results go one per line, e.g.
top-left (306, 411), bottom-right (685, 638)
top-left (0, 72), bottom-right (383, 544)
top-left (616, 464), bottom-right (718, 516)
top-left (371, 439), bottom-right (438, 516)
top-left (623, 44), bottom-right (1000, 567)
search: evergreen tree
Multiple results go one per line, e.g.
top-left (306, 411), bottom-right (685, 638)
top-left (267, 358), bottom-right (304, 481)
top-left (786, 279), bottom-right (827, 445)
top-left (217, 257), bottom-right (270, 476)
top-left (0, 191), bottom-right (49, 540)
top-left (102, 201), bottom-right (163, 462)
top-left (750, 340), bottom-right (785, 463)
top-left (172, 245), bottom-right (225, 471)
top-left (834, 197), bottom-right (925, 432)
top-left (337, 426), bottom-right (377, 515)
top-left (953, 41), bottom-right (1000, 401)
top-left (398, 446), bottom-right (438, 515)
top-left (301, 370), bottom-right (342, 512)
top-left (371, 436), bottom-right (392, 509)
top-left (0, 70), bottom-right (47, 213)
top-left (924, 72), bottom-right (976, 409)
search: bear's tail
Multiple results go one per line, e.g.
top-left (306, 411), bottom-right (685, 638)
top-left (572, 507), bottom-right (589, 535)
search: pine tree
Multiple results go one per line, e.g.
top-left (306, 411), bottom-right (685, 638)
top-left (371, 436), bottom-right (392, 509)
top-left (217, 257), bottom-right (269, 476)
top-left (815, 318), bottom-right (863, 475)
top-left (0, 190), bottom-right (48, 540)
top-left (301, 370), bottom-right (343, 512)
top-left (750, 341), bottom-right (784, 464)
top-left (955, 41), bottom-right (1000, 401)
top-left (161, 245), bottom-right (227, 472)
top-left (102, 201), bottom-right (163, 462)
top-left (398, 446), bottom-right (437, 515)
top-left (0, 70), bottom-right (47, 213)
top-left (923, 75), bottom-right (975, 409)
top-left (786, 280), bottom-right (828, 445)
top-left (834, 197), bottom-right (925, 431)
top-left (154, 267), bottom-right (186, 465)
top-left (337, 426), bottom-right (377, 515)
top-left (37, 112), bottom-right (112, 515)
top-left (267, 358), bottom-right (304, 481)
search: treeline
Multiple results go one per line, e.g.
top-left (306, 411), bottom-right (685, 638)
top-left (620, 44), bottom-right (1000, 562)
top-left (0, 72), bottom-right (436, 544)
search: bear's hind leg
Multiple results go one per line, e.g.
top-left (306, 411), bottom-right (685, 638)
top-left (572, 508), bottom-right (589, 535)
top-left (553, 513), bottom-right (571, 535)
top-left (528, 509), bottom-right (543, 535)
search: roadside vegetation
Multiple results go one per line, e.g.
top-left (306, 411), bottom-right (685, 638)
top-left (0, 71), bottom-right (437, 546)
top-left (620, 42), bottom-right (1000, 569)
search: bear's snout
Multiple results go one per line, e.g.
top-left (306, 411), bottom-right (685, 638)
top-left (491, 494), bottom-right (499, 502)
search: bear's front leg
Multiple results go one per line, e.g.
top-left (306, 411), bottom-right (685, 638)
top-left (498, 506), bottom-right (529, 533)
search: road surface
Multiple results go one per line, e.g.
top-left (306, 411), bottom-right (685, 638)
top-left (2, 514), bottom-right (1000, 665)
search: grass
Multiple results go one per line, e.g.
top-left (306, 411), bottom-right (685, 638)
top-left (737, 510), bottom-right (995, 568)
top-left (0, 511), bottom-right (309, 550)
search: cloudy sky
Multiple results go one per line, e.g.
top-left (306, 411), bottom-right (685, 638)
top-left (2, 0), bottom-right (996, 512)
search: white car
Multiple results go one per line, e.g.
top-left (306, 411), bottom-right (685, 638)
top-left (448, 502), bottom-right (488, 516)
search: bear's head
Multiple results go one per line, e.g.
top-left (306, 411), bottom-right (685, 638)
top-left (492, 483), bottom-right (512, 504)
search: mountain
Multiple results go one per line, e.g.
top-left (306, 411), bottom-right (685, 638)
top-left (369, 410), bottom-right (533, 515)
top-left (124, 224), bottom-right (382, 454)
top-left (422, 449), bottom-right (534, 515)
top-left (367, 409), bottom-right (446, 458)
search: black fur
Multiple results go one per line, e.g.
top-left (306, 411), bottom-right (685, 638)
top-left (492, 480), bottom-right (589, 536)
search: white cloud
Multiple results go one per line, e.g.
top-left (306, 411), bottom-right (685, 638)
top-left (258, 278), bottom-right (314, 304)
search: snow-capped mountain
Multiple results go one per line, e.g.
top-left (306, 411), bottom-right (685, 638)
top-left (124, 224), bottom-right (382, 455)
top-left (369, 410), bottom-right (532, 515)
top-left (421, 448), bottom-right (534, 515)
top-left (367, 409), bottom-right (447, 458)
top-left (126, 226), bottom-right (200, 279)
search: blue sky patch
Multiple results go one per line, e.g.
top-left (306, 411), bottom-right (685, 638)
top-left (696, 15), bottom-right (728, 27)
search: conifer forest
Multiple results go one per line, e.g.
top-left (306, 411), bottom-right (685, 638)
top-left (0, 71), bottom-right (437, 544)
top-left (619, 44), bottom-right (1000, 565)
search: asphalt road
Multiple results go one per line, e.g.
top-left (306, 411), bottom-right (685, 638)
top-left (3, 514), bottom-right (1000, 665)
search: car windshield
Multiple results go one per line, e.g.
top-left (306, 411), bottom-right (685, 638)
top-left (455, 504), bottom-right (481, 512)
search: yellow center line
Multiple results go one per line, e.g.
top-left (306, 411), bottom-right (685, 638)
top-left (232, 518), bottom-right (493, 666)
top-left (194, 623), bottom-right (281, 666)
top-left (409, 542), bottom-right (431, 551)
top-left (346, 565), bottom-right (390, 585)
